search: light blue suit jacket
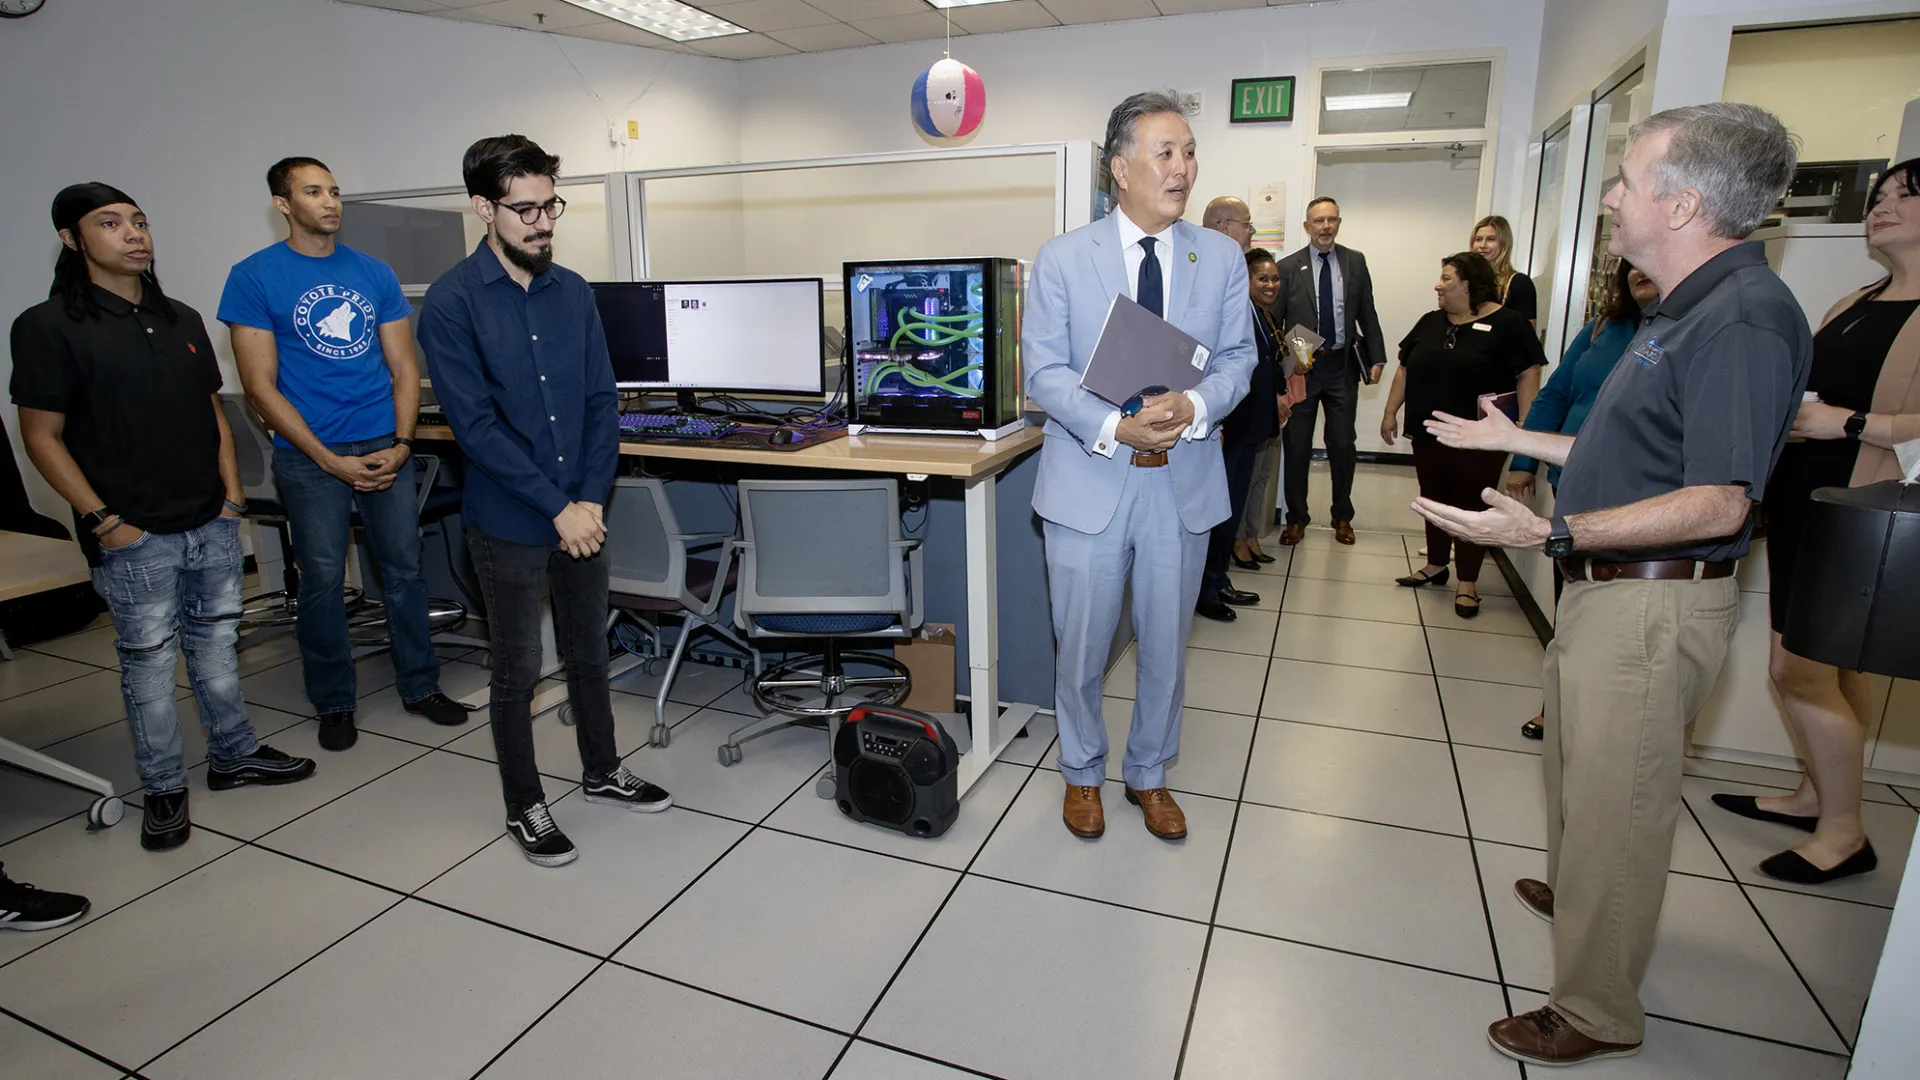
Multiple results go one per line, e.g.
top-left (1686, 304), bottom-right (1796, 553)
top-left (1025, 215), bottom-right (1256, 535)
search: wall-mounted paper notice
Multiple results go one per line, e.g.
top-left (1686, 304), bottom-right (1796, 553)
top-left (1251, 181), bottom-right (1286, 254)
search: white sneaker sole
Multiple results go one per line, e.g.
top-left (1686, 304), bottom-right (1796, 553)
top-left (1514, 880), bottom-right (1554, 923)
top-left (519, 846), bottom-right (579, 867)
top-left (0, 906), bottom-right (91, 932)
top-left (1487, 1031), bottom-right (1639, 1067)
top-left (583, 792), bottom-right (673, 813)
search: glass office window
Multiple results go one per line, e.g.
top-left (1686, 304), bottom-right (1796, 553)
top-left (1529, 121), bottom-right (1572, 356)
top-left (1318, 61), bottom-right (1493, 135)
top-left (1572, 68), bottom-right (1643, 329)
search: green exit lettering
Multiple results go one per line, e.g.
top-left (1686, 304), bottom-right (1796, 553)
top-left (1231, 77), bottom-right (1295, 124)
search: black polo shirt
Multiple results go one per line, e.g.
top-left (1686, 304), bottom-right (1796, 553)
top-left (10, 286), bottom-right (225, 565)
top-left (1556, 242), bottom-right (1810, 563)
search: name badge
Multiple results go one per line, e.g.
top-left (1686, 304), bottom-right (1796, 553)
top-left (1471, 323), bottom-right (1492, 332)
top-left (1191, 344), bottom-right (1211, 370)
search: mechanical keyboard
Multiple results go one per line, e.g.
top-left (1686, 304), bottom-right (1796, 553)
top-left (617, 412), bottom-right (739, 440)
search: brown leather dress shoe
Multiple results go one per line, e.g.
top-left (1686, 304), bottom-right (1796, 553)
top-left (1333, 520), bottom-right (1356, 545)
top-left (1514, 878), bottom-right (1554, 922)
top-left (1124, 786), bottom-right (1187, 839)
top-left (1063, 784), bottom-right (1104, 838)
top-left (1488, 1007), bottom-right (1640, 1066)
top-left (1278, 524), bottom-right (1306, 546)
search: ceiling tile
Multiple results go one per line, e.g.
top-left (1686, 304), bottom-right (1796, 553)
top-left (455, 0), bottom-right (608, 31)
top-left (1153, 0), bottom-right (1263, 13)
top-left (340, 0), bottom-right (448, 13)
top-left (947, 0), bottom-right (1059, 35)
top-left (794, 0), bottom-right (929, 20)
top-left (565, 18), bottom-right (701, 50)
top-left (765, 22), bottom-right (881, 50)
top-left (699, 0), bottom-right (834, 31)
top-left (423, 0), bottom-right (498, 8)
top-left (849, 11), bottom-right (967, 43)
top-left (690, 31), bottom-right (801, 57)
top-left (1040, 0), bottom-right (1159, 24)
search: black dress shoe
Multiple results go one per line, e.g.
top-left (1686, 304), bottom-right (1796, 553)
top-left (1760, 840), bottom-right (1877, 884)
top-left (1521, 716), bottom-right (1544, 740)
top-left (1710, 793), bottom-right (1818, 832)
top-left (1396, 567), bottom-right (1450, 588)
top-left (1254, 552), bottom-right (1277, 564)
top-left (1232, 556), bottom-right (1262, 571)
top-left (1195, 598), bottom-right (1238, 623)
top-left (1218, 587), bottom-right (1261, 606)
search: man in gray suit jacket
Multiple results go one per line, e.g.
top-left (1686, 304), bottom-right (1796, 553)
top-left (1270, 197), bottom-right (1387, 546)
top-left (1025, 91), bottom-right (1255, 841)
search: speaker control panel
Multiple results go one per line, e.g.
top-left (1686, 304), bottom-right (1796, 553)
top-left (862, 731), bottom-right (913, 758)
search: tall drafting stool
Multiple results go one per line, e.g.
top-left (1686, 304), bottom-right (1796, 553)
top-left (600, 477), bottom-right (759, 748)
top-left (725, 478), bottom-right (923, 796)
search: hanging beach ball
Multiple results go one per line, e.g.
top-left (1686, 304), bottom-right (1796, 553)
top-left (911, 57), bottom-right (986, 139)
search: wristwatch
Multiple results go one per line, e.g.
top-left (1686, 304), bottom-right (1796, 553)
top-left (1845, 411), bottom-right (1868, 440)
top-left (392, 436), bottom-right (416, 450)
top-left (1545, 515), bottom-right (1576, 559)
top-left (81, 508), bottom-right (113, 533)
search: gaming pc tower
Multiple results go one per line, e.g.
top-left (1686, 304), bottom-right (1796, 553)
top-left (844, 258), bottom-right (1025, 439)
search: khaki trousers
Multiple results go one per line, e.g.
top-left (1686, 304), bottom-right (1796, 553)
top-left (1542, 575), bottom-right (1740, 1044)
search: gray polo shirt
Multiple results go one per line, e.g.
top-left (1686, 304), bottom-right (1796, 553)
top-left (1556, 242), bottom-right (1810, 563)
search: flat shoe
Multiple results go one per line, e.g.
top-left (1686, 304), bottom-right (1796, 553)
top-left (1254, 552), bottom-right (1276, 564)
top-left (1232, 556), bottom-right (1262, 571)
top-left (1711, 793), bottom-right (1818, 832)
top-left (1396, 567), bottom-right (1450, 588)
top-left (1455, 594), bottom-right (1481, 619)
top-left (1520, 716), bottom-right (1544, 740)
top-left (1760, 840), bottom-right (1877, 884)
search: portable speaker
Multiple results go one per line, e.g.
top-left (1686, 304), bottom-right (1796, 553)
top-left (834, 705), bottom-right (961, 838)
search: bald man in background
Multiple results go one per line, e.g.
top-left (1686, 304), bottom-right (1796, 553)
top-left (1204, 196), bottom-right (1285, 560)
top-left (1202, 196), bottom-right (1254, 252)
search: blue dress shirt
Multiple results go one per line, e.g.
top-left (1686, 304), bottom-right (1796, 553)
top-left (418, 241), bottom-right (618, 546)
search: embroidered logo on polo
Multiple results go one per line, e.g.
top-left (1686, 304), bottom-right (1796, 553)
top-left (292, 285), bottom-right (377, 360)
top-left (1630, 337), bottom-right (1665, 368)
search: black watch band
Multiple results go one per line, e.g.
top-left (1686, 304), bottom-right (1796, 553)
top-left (393, 436), bottom-right (416, 450)
top-left (1545, 515), bottom-right (1575, 560)
top-left (81, 508), bottom-right (112, 532)
top-left (1845, 411), bottom-right (1868, 440)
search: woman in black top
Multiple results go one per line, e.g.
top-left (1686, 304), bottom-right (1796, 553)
top-left (1471, 215), bottom-right (1538, 324)
top-left (1227, 249), bottom-right (1290, 570)
top-left (1710, 158), bottom-right (1920, 885)
top-left (1381, 252), bottom-right (1545, 617)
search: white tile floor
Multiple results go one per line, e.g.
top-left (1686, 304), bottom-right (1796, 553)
top-left (1, 515), bottom-right (1910, 1079)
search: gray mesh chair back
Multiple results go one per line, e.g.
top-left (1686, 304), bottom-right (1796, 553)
top-left (735, 479), bottom-right (920, 634)
top-left (219, 395), bottom-right (278, 504)
top-left (604, 478), bottom-right (680, 601)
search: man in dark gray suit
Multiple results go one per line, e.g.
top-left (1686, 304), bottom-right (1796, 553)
top-left (1270, 196), bottom-right (1386, 546)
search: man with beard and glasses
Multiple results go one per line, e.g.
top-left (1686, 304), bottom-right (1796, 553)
top-left (220, 157), bottom-right (473, 753)
top-left (419, 135), bottom-right (669, 867)
top-left (11, 183), bottom-right (316, 852)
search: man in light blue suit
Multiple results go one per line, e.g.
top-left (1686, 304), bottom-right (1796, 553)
top-left (1026, 91), bottom-right (1256, 841)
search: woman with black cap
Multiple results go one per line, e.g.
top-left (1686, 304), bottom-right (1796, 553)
top-left (9, 183), bottom-right (316, 853)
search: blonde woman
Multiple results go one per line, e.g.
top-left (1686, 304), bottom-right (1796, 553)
top-left (1470, 215), bottom-right (1537, 324)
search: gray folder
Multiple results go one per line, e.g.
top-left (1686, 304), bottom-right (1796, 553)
top-left (1077, 293), bottom-right (1212, 407)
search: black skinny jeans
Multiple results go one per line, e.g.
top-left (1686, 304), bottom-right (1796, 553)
top-left (466, 529), bottom-right (621, 813)
top-left (1410, 435), bottom-right (1508, 584)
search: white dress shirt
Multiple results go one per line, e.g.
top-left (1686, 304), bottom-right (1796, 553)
top-left (1092, 211), bottom-right (1212, 458)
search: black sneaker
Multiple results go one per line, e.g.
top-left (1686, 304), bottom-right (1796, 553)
top-left (207, 745), bottom-right (317, 791)
top-left (507, 802), bottom-right (578, 867)
top-left (582, 765), bottom-right (672, 813)
top-left (316, 711), bottom-right (357, 752)
top-left (404, 692), bottom-right (474, 727)
top-left (142, 789), bottom-right (191, 851)
top-left (0, 863), bottom-right (92, 931)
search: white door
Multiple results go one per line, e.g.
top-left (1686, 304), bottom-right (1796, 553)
top-left (1311, 145), bottom-right (1483, 455)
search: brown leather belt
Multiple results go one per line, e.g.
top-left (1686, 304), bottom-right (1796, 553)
top-left (1130, 450), bottom-right (1168, 468)
top-left (1558, 557), bottom-right (1736, 583)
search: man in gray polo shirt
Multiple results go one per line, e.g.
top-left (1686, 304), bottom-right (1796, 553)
top-left (1417, 102), bottom-right (1809, 1067)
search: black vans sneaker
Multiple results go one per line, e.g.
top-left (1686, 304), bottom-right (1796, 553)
top-left (404, 692), bottom-right (474, 727)
top-left (0, 863), bottom-right (91, 931)
top-left (316, 711), bottom-right (357, 752)
top-left (142, 789), bottom-right (191, 851)
top-left (582, 765), bottom-right (672, 813)
top-left (507, 802), bottom-right (578, 867)
top-left (207, 745), bottom-right (317, 791)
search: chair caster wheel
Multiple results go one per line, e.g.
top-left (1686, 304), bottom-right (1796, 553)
top-left (815, 773), bottom-right (836, 800)
top-left (648, 724), bottom-right (671, 748)
top-left (87, 796), bottom-right (125, 831)
top-left (557, 703), bottom-right (575, 726)
top-left (717, 744), bottom-right (742, 767)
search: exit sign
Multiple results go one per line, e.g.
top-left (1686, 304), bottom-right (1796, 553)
top-left (1230, 77), bottom-right (1295, 123)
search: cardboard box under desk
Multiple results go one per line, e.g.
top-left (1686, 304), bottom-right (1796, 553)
top-left (896, 623), bottom-right (957, 713)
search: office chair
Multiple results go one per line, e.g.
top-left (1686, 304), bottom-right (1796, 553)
top-left (341, 452), bottom-right (480, 650)
top-left (221, 395), bottom-right (321, 639)
top-left (597, 478), bottom-right (760, 748)
top-left (725, 478), bottom-right (922, 794)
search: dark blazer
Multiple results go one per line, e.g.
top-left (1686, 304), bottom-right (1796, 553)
top-left (1223, 303), bottom-right (1282, 450)
top-left (1268, 242), bottom-right (1387, 384)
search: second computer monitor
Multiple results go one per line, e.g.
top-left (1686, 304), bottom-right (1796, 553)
top-left (592, 278), bottom-right (825, 398)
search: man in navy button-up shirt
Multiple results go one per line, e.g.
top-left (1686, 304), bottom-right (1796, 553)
top-left (420, 135), bottom-right (670, 867)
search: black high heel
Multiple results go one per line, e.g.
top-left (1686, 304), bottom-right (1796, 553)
top-left (1396, 567), bottom-right (1450, 588)
top-left (1233, 556), bottom-right (1262, 571)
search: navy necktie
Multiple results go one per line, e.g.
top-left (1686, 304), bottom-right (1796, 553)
top-left (1317, 250), bottom-right (1336, 345)
top-left (1137, 236), bottom-right (1163, 318)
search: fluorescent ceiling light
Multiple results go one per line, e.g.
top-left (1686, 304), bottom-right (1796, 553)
top-left (923, 1), bottom-right (1024, 8)
top-left (558, 0), bottom-right (747, 42)
top-left (1324, 92), bottom-right (1414, 112)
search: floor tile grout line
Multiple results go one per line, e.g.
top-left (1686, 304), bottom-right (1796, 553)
top-left (0, 662), bottom-right (115, 705)
top-left (1678, 796), bottom-right (1857, 1051)
top-left (462, 963), bottom-right (606, 1080)
top-left (1498, 978), bottom-right (1857, 1061)
top-left (845, 1036), bottom-right (1014, 1080)
top-left (0, 1001), bottom-right (146, 1078)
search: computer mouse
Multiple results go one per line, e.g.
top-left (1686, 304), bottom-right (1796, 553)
top-left (769, 427), bottom-right (798, 445)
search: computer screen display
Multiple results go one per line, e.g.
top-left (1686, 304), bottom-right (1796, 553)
top-left (592, 278), bottom-right (824, 396)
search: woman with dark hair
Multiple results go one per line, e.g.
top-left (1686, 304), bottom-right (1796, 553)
top-left (1507, 258), bottom-right (1659, 739)
top-left (1200, 249), bottom-right (1290, 620)
top-left (1231, 249), bottom-right (1291, 570)
top-left (1381, 252), bottom-right (1544, 617)
top-left (1471, 215), bottom-right (1537, 324)
top-left (1708, 157), bottom-right (1920, 885)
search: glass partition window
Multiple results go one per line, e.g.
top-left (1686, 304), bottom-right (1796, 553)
top-left (1529, 123), bottom-right (1572, 356)
top-left (341, 178), bottom-right (612, 288)
top-left (1573, 69), bottom-right (1643, 330)
top-left (1318, 61), bottom-right (1493, 135)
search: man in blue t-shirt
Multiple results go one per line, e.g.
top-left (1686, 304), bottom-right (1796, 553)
top-left (220, 156), bottom-right (470, 751)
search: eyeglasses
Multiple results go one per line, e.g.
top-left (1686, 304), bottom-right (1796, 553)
top-left (490, 197), bottom-right (567, 225)
top-left (1444, 323), bottom-right (1461, 350)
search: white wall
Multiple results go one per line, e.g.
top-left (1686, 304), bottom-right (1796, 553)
top-left (1723, 19), bottom-right (1920, 163)
top-left (1533, 0), bottom-right (1667, 130)
top-left (0, 0), bottom-right (738, 523)
top-left (1315, 149), bottom-right (1485, 454)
